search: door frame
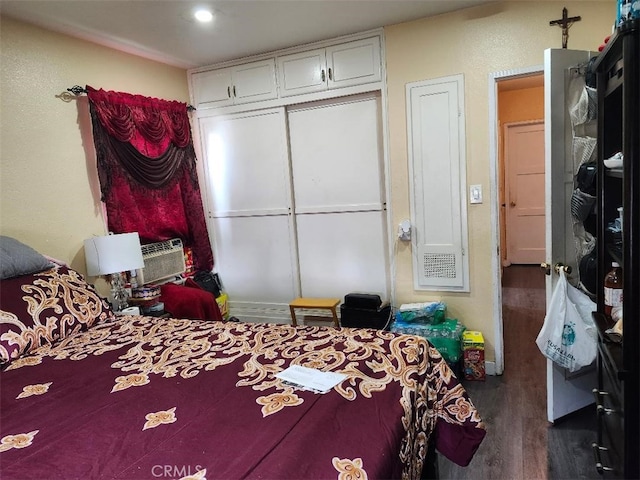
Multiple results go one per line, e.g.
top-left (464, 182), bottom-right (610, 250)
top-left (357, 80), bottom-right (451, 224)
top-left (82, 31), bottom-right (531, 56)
top-left (488, 65), bottom-right (543, 375)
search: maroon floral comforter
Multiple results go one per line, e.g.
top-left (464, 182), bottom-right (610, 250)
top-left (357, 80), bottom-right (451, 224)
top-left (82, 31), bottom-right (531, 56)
top-left (1, 316), bottom-right (485, 479)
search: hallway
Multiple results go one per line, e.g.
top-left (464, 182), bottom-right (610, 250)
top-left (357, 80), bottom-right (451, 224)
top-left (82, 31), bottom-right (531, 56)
top-left (438, 265), bottom-right (599, 479)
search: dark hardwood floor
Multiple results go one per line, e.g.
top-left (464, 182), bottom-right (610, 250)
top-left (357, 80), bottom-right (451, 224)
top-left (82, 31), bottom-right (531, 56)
top-left (437, 265), bottom-right (599, 480)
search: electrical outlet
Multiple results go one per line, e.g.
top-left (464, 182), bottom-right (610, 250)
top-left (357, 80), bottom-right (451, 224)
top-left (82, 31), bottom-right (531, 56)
top-left (470, 184), bottom-right (483, 204)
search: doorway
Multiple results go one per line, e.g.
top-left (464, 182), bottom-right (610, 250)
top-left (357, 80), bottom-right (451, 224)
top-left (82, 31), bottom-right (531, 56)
top-left (488, 66), bottom-right (544, 375)
top-left (497, 75), bottom-right (545, 268)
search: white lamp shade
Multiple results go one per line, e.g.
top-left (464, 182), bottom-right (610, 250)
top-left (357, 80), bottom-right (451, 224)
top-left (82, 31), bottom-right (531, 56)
top-left (84, 233), bottom-right (145, 276)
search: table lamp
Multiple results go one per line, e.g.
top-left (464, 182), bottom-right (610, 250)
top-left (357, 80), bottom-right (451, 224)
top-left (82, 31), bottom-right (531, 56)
top-left (84, 232), bottom-right (145, 312)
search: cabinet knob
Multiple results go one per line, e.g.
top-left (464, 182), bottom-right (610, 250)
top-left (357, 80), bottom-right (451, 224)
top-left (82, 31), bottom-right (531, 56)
top-left (321, 69), bottom-right (326, 82)
top-left (591, 443), bottom-right (615, 473)
top-left (233, 85), bottom-right (236, 97)
top-left (227, 86), bottom-right (231, 98)
top-left (328, 67), bottom-right (333, 81)
top-left (596, 404), bottom-right (616, 415)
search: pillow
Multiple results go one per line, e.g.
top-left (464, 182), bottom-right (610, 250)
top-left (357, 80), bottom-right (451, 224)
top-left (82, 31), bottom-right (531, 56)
top-left (0, 265), bottom-right (115, 366)
top-left (0, 236), bottom-right (53, 280)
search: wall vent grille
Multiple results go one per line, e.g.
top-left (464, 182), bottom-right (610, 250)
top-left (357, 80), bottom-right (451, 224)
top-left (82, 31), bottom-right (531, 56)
top-left (423, 253), bottom-right (457, 279)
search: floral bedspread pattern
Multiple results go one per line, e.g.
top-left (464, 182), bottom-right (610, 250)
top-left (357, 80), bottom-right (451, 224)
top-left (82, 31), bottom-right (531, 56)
top-left (0, 267), bottom-right (113, 365)
top-left (1, 315), bottom-right (485, 479)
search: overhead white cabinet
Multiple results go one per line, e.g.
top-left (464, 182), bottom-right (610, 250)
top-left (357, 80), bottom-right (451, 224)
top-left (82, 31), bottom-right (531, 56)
top-left (326, 38), bottom-right (382, 89)
top-left (277, 37), bottom-right (381, 97)
top-left (277, 49), bottom-right (327, 96)
top-left (192, 59), bottom-right (278, 109)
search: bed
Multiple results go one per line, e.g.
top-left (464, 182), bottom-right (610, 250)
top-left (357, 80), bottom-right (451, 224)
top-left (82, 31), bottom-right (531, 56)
top-left (0, 241), bottom-right (485, 480)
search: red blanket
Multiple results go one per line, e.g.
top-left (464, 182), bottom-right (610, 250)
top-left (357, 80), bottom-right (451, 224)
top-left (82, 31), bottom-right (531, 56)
top-left (160, 280), bottom-right (222, 321)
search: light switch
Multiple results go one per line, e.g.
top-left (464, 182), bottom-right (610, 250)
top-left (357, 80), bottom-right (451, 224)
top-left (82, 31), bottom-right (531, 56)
top-left (470, 184), bottom-right (483, 204)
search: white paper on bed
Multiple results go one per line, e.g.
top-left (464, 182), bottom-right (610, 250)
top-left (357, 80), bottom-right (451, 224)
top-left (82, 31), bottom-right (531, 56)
top-left (275, 365), bottom-right (347, 394)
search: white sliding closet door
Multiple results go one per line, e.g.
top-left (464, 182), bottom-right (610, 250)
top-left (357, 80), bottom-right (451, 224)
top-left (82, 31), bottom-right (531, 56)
top-left (199, 109), bottom-right (298, 305)
top-left (288, 94), bottom-right (389, 299)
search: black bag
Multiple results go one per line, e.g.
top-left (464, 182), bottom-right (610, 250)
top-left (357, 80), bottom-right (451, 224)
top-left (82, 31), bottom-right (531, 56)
top-left (340, 293), bottom-right (391, 330)
top-left (193, 271), bottom-right (223, 298)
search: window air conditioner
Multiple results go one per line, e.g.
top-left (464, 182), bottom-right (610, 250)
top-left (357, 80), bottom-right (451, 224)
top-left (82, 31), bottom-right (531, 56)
top-left (136, 238), bottom-right (186, 285)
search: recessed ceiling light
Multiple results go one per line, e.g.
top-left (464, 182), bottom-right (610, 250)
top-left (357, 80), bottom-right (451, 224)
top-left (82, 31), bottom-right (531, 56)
top-left (194, 9), bottom-right (213, 23)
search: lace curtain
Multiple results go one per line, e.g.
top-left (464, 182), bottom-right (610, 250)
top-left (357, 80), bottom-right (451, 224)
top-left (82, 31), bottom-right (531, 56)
top-left (87, 86), bottom-right (213, 272)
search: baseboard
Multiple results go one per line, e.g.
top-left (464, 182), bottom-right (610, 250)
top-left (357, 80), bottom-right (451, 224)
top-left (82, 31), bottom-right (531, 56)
top-left (230, 301), bottom-right (338, 324)
top-left (229, 301), bottom-right (290, 324)
top-left (485, 361), bottom-right (497, 376)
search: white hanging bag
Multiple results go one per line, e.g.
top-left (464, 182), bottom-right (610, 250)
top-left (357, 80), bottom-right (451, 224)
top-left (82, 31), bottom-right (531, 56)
top-left (535, 269), bottom-right (598, 372)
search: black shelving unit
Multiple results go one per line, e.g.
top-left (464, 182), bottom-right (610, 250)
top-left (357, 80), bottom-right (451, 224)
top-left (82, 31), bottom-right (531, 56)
top-left (592, 18), bottom-right (640, 480)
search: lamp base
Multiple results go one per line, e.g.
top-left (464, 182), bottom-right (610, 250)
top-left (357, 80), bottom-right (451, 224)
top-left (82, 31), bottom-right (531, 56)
top-left (109, 272), bottom-right (129, 312)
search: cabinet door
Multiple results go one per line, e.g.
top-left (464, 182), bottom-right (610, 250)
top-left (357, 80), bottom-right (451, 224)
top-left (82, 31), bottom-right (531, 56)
top-left (596, 350), bottom-right (625, 478)
top-left (326, 37), bottom-right (381, 90)
top-left (191, 68), bottom-right (233, 109)
top-left (231, 59), bottom-right (278, 104)
top-left (288, 94), bottom-right (389, 299)
top-left (277, 48), bottom-right (327, 97)
top-left (198, 109), bottom-right (298, 305)
top-left (406, 75), bottom-right (469, 291)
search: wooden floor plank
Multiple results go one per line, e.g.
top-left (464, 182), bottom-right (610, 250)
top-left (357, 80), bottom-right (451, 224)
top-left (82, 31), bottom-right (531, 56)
top-left (437, 265), bottom-right (599, 480)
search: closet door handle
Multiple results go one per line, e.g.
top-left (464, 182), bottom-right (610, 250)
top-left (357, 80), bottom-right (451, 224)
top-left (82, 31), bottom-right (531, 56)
top-left (328, 67), bottom-right (333, 80)
top-left (321, 69), bottom-right (326, 82)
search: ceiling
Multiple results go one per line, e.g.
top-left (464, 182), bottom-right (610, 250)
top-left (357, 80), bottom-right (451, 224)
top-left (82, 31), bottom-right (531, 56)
top-left (0, 0), bottom-right (493, 69)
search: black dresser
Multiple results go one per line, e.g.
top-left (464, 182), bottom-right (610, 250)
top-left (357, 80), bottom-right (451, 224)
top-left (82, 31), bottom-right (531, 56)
top-left (592, 18), bottom-right (640, 480)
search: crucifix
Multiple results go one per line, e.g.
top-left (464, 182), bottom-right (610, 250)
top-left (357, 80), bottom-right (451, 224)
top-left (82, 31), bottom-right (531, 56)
top-left (550, 7), bottom-right (582, 49)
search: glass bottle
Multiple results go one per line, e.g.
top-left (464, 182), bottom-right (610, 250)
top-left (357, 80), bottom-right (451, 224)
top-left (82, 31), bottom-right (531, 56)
top-left (604, 261), bottom-right (623, 317)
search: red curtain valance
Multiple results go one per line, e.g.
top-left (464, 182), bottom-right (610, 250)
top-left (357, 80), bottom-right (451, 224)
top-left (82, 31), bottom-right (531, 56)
top-left (86, 85), bottom-right (191, 157)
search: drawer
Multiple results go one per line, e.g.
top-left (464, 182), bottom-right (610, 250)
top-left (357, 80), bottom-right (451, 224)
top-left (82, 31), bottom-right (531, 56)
top-left (594, 352), bottom-right (625, 477)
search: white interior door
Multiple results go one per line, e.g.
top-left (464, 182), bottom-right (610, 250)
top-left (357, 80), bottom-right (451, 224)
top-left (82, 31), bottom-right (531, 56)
top-left (544, 48), bottom-right (597, 422)
top-left (505, 121), bottom-right (545, 264)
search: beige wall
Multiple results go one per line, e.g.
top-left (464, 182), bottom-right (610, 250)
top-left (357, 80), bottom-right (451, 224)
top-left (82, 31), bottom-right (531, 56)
top-left (0, 16), bottom-right (189, 276)
top-left (384, 1), bottom-right (614, 361)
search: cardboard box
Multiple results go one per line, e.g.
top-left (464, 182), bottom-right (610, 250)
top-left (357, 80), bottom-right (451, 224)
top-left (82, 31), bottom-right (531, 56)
top-left (462, 331), bottom-right (485, 381)
top-left (216, 293), bottom-right (229, 320)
